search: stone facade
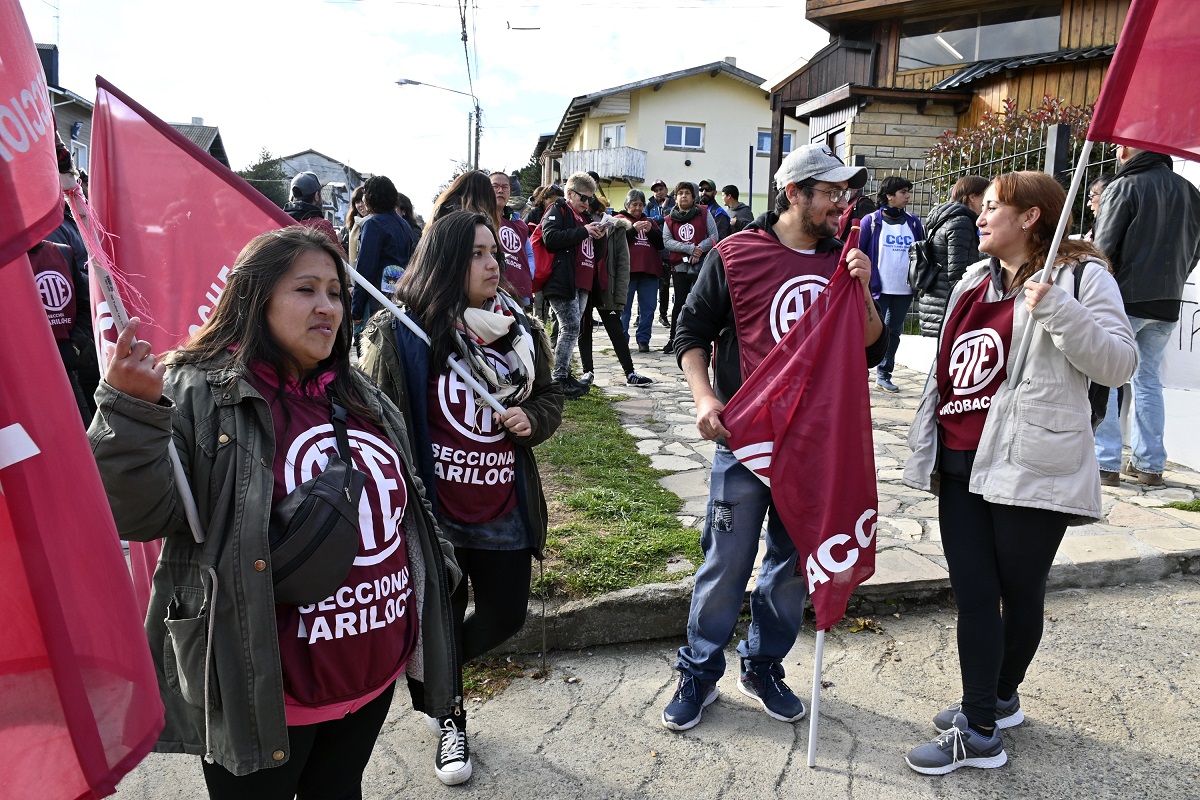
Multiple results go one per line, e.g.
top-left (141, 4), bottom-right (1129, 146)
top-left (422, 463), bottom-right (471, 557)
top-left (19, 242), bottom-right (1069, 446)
top-left (846, 101), bottom-right (959, 182)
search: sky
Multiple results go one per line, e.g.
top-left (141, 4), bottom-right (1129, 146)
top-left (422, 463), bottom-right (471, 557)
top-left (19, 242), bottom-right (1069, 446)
top-left (19, 0), bottom-right (830, 216)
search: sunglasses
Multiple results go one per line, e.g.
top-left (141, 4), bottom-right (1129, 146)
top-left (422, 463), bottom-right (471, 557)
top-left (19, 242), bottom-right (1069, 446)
top-left (572, 190), bottom-right (594, 203)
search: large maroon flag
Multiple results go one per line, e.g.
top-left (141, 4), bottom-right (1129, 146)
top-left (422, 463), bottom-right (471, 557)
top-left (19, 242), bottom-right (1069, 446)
top-left (1088, 0), bottom-right (1200, 160)
top-left (0, 3), bottom-right (164, 797)
top-left (89, 78), bottom-right (295, 610)
top-left (721, 231), bottom-right (877, 632)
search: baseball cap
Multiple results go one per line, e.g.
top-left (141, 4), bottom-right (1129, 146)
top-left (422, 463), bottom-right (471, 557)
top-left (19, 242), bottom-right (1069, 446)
top-left (774, 144), bottom-right (866, 190)
top-left (650, 179), bottom-right (667, 190)
top-left (290, 171), bottom-right (322, 198)
top-left (698, 179), bottom-right (716, 192)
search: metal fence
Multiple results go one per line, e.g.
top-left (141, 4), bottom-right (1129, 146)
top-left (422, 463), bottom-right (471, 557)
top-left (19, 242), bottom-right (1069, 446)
top-left (862, 123), bottom-right (1121, 330)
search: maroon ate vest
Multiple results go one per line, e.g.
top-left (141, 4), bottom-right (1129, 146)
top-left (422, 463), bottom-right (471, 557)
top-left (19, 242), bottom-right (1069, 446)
top-left (498, 217), bottom-right (533, 300)
top-left (626, 218), bottom-right (661, 275)
top-left (427, 354), bottom-right (518, 524)
top-left (29, 242), bottom-right (77, 341)
top-left (719, 229), bottom-right (841, 381)
top-left (665, 205), bottom-right (710, 267)
top-left (936, 278), bottom-right (1015, 451)
top-left (575, 215), bottom-right (597, 292)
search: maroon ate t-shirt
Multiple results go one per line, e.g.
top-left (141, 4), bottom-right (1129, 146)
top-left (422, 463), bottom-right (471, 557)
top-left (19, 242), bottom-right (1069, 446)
top-left (427, 353), bottom-right (518, 525)
top-left (936, 278), bottom-right (1015, 451)
top-left (249, 366), bottom-right (417, 725)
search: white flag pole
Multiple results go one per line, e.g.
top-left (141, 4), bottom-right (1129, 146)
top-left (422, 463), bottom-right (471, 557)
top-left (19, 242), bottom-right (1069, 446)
top-left (807, 628), bottom-right (826, 768)
top-left (345, 263), bottom-right (508, 415)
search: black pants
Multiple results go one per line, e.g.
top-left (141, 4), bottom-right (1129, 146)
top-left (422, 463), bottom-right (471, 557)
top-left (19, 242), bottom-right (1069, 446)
top-left (657, 262), bottom-right (671, 320)
top-left (201, 682), bottom-right (395, 800)
top-left (939, 476), bottom-right (1068, 728)
top-left (668, 272), bottom-right (696, 344)
top-left (451, 547), bottom-right (533, 662)
top-left (579, 298), bottom-right (635, 376)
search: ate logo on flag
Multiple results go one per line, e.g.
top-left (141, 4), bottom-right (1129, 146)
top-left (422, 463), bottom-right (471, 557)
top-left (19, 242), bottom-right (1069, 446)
top-left (770, 274), bottom-right (829, 342)
top-left (284, 425), bottom-right (407, 567)
top-left (947, 328), bottom-right (1004, 394)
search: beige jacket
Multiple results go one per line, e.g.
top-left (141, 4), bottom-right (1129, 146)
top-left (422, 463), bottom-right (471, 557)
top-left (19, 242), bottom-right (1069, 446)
top-left (904, 256), bottom-right (1136, 519)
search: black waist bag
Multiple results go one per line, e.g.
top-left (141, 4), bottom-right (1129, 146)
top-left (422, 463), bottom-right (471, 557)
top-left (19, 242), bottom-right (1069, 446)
top-left (269, 402), bottom-right (367, 606)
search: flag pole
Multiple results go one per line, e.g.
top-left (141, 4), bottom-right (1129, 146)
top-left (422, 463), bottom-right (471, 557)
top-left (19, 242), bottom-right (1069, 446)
top-left (345, 264), bottom-right (508, 415)
top-left (806, 628), bottom-right (825, 767)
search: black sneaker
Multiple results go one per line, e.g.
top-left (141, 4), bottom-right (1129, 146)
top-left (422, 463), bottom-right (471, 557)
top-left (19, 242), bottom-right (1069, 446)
top-left (906, 713), bottom-right (1007, 775)
top-left (658, 315), bottom-right (669, 327)
top-left (560, 377), bottom-right (589, 400)
top-left (626, 371), bottom-right (653, 386)
top-left (662, 341), bottom-right (675, 354)
top-left (434, 715), bottom-right (472, 785)
top-left (933, 692), bottom-right (1023, 733)
top-left (637, 342), bottom-right (650, 353)
top-left (662, 673), bottom-right (718, 731)
top-left (737, 660), bottom-right (805, 722)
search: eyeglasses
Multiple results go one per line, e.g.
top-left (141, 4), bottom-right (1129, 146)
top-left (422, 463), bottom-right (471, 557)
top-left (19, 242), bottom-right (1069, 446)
top-left (1087, 191), bottom-right (1103, 199)
top-left (813, 187), bottom-right (856, 203)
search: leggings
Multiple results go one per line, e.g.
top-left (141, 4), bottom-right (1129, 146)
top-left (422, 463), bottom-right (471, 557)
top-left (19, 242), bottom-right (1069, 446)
top-left (939, 476), bottom-right (1068, 728)
top-left (657, 262), bottom-right (671, 320)
top-left (451, 547), bottom-right (533, 662)
top-left (668, 272), bottom-right (696, 344)
top-left (579, 297), bottom-right (635, 376)
top-left (201, 682), bottom-right (395, 800)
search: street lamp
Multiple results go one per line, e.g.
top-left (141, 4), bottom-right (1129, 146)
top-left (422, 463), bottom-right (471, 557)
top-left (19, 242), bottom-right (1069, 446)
top-left (396, 78), bottom-right (482, 170)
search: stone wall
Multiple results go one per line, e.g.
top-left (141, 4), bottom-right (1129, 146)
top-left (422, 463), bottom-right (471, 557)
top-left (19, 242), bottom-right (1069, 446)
top-left (846, 100), bottom-right (958, 181)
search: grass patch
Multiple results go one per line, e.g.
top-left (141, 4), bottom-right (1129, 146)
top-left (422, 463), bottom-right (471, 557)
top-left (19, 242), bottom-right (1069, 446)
top-left (1163, 500), bottom-right (1200, 512)
top-left (462, 656), bottom-right (539, 701)
top-left (533, 391), bottom-right (702, 597)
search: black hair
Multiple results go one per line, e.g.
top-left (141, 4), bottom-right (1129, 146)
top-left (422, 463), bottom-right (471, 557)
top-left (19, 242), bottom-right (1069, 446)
top-left (774, 180), bottom-right (815, 214)
top-left (364, 175), bottom-right (399, 215)
top-left (877, 176), bottom-right (913, 207)
top-left (721, 185), bottom-right (739, 200)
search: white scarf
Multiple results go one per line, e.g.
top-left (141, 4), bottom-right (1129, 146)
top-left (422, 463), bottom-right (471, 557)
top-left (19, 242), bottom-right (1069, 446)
top-left (457, 290), bottom-right (536, 406)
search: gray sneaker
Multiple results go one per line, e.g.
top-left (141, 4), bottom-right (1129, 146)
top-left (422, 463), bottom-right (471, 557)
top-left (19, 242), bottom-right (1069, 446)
top-left (933, 692), bottom-right (1023, 733)
top-left (906, 713), bottom-right (1007, 775)
top-left (876, 376), bottom-right (899, 393)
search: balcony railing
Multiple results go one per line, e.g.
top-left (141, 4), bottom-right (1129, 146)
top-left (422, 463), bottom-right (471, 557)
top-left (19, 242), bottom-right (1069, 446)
top-left (559, 146), bottom-right (647, 183)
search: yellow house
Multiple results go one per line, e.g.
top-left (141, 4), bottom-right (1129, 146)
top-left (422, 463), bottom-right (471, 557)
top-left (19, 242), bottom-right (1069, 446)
top-left (534, 59), bottom-right (808, 214)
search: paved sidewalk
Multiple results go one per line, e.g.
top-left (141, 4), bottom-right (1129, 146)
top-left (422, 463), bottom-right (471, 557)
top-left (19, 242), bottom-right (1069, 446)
top-left (580, 318), bottom-right (1200, 609)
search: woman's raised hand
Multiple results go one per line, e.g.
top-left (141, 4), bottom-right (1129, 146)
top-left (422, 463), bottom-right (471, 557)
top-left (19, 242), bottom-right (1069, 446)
top-left (105, 317), bottom-right (166, 403)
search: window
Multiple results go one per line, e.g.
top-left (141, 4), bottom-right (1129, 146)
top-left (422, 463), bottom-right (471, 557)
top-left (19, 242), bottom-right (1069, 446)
top-left (665, 123), bottom-right (704, 150)
top-left (756, 130), bottom-right (794, 157)
top-left (70, 141), bottom-right (88, 172)
top-left (601, 123), bottom-right (625, 149)
top-left (898, 2), bottom-right (1060, 71)
top-left (827, 128), bottom-right (846, 163)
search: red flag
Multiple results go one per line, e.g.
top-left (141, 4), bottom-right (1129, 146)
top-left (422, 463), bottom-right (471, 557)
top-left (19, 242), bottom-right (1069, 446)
top-left (90, 76), bottom-right (294, 360)
top-left (1088, 0), bottom-right (1200, 160)
top-left (721, 233), bottom-right (877, 631)
top-left (0, 0), bottom-right (63, 265)
top-left (1, 255), bottom-right (165, 800)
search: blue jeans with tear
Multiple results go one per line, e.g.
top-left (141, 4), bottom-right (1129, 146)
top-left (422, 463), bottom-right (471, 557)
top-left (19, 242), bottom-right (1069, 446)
top-left (1094, 316), bottom-right (1174, 474)
top-left (675, 446), bottom-right (809, 682)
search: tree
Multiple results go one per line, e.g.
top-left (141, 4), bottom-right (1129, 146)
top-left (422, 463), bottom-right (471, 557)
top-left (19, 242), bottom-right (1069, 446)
top-left (236, 148), bottom-right (289, 208)
top-left (512, 155), bottom-right (541, 198)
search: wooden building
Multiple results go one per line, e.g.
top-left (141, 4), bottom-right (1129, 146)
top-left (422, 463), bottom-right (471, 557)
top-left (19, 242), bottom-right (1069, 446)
top-left (767, 0), bottom-right (1130, 184)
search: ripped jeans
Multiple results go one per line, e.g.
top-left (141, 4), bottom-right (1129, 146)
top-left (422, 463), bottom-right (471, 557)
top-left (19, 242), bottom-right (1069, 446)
top-left (674, 445), bottom-right (809, 682)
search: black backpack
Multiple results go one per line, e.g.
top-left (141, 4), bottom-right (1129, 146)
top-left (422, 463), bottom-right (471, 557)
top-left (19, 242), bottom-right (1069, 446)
top-left (908, 212), bottom-right (950, 295)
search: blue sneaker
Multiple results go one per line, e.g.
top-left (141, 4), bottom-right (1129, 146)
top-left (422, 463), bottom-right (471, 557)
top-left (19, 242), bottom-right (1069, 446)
top-left (906, 713), bottom-right (1007, 775)
top-left (662, 673), bottom-right (719, 731)
top-left (737, 660), bottom-right (806, 722)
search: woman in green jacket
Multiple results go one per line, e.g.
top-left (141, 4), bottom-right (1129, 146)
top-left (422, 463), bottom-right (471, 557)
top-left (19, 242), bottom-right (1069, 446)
top-left (90, 226), bottom-right (460, 798)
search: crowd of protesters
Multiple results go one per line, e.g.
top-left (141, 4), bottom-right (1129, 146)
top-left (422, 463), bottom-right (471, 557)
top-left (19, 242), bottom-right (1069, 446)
top-left (47, 122), bottom-right (1192, 795)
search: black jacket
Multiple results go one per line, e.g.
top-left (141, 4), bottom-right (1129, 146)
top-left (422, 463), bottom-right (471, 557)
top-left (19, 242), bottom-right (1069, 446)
top-left (917, 201), bottom-right (980, 337)
top-left (674, 211), bottom-right (887, 404)
top-left (1094, 150), bottom-right (1200, 318)
top-left (539, 198), bottom-right (589, 300)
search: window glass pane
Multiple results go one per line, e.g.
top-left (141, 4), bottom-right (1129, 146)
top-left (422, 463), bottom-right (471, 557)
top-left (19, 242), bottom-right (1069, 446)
top-left (757, 131), bottom-right (771, 153)
top-left (781, 133), bottom-right (793, 154)
top-left (898, 3), bottom-right (1059, 70)
top-left (665, 125), bottom-right (682, 147)
top-left (684, 126), bottom-right (702, 148)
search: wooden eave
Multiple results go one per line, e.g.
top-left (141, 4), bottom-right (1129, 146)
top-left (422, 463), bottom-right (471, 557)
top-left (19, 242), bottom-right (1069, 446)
top-left (794, 83), bottom-right (973, 119)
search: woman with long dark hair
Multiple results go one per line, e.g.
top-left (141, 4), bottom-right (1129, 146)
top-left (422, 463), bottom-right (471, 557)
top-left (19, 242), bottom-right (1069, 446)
top-left (359, 211), bottom-right (563, 786)
top-left (430, 170), bottom-right (502, 233)
top-left (89, 226), bottom-right (461, 798)
top-left (903, 172), bottom-right (1135, 775)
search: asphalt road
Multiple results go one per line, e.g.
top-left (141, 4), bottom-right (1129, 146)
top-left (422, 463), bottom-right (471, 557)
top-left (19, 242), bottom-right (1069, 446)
top-left (114, 576), bottom-right (1200, 799)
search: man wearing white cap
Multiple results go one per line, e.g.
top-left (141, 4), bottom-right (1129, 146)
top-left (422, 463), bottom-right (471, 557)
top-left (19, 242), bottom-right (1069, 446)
top-left (661, 144), bottom-right (885, 732)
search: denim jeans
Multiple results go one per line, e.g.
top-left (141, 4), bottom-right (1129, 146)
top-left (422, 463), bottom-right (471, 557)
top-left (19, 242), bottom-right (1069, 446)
top-left (547, 289), bottom-right (588, 381)
top-left (876, 293), bottom-right (912, 380)
top-left (675, 446), bottom-right (809, 682)
top-left (1094, 316), bottom-right (1175, 474)
top-left (622, 273), bottom-right (659, 345)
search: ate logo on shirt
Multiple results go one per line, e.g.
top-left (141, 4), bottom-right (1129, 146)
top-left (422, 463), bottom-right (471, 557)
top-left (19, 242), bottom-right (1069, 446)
top-left (499, 226), bottom-right (521, 253)
top-left (438, 350), bottom-right (510, 443)
top-left (581, 238), bottom-right (595, 260)
top-left (770, 274), bottom-right (829, 342)
top-left (947, 328), bottom-right (1004, 395)
top-left (678, 222), bottom-right (696, 241)
top-left (36, 272), bottom-right (72, 311)
top-left (284, 425), bottom-right (408, 566)
top-left (635, 228), bottom-right (649, 243)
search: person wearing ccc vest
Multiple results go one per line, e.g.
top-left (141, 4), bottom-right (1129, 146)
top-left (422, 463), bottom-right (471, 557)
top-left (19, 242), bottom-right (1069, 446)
top-left (662, 144), bottom-right (885, 732)
top-left (903, 172), bottom-right (1134, 775)
top-left (661, 181), bottom-right (719, 353)
top-left (89, 227), bottom-right (461, 798)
